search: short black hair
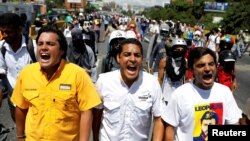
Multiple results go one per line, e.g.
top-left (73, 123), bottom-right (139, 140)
top-left (36, 25), bottom-right (68, 59)
top-left (201, 110), bottom-right (219, 124)
top-left (0, 13), bottom-right (22, 29)
top-left (188, 47), bottom-right (217, 69)
top-left (118, 38), bottom-right (143, 56)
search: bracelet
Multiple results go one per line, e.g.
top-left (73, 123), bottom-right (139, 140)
top-left (17, 135), bottom-right (26, 139)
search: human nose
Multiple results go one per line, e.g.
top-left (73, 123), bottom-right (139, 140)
top-left (204, 64), bottom-right (210, 71)
top-left (38, 43), bottom-right (49, 50)
top-left (129, 55), bottom-right (136, 62)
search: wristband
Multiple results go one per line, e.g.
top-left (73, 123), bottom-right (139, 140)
top-left (17, 135), bottom-right (26, 139)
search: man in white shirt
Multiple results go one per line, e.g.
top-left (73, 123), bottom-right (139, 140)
top-left (93, 38), bottom-right (163, 141)
top-left (206, 28), bottom-right (220, 52)
top-left (0, 13), bottom-right (36, 122)
top-left (161, 47), bottom-right (242, 141)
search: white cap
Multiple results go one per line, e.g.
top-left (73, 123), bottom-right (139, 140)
top-left (125, 30), bottom-right (137, 39)
top-left (79, 13), bottom-right (83, 16)
top-left (194, 30), bottom-right (202, 36)
top-left (109, 30), bottom-right (126, 43)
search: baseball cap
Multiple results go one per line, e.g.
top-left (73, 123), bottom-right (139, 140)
top-left (71, 28), bottom-right (83, 40)
top-left (194, 30), bottom-right (202, 36)
top-left (125, 30), bottom-right (137, 39)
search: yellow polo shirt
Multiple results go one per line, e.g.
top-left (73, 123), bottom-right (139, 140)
top-left (11, 59), bottom-right (101, 141)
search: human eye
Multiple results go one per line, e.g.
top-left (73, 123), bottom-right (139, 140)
top-left (209, 62), bottom-right (215, 67)
top-left (196, 63), bottom-right (205, 68)
top-left (135, 53), bottom-right (142, 58)
top-left (123, 52), bottom-right (130, 57)
top-left (37, 42), bottom-right (43, 46)
top-left (47, 41), bottom-right (57, 46)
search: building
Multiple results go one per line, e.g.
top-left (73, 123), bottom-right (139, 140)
top-left (64, 0), bottom-right (88, 12)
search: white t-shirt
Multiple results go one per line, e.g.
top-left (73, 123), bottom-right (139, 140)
top-left (95, 70), bottom-right (162, 141)
top-left (161, 82), bottom-right (242, 141)
top-left (207, 34), bottom-right (220, 52)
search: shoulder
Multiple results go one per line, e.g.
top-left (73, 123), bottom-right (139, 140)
top-left (142, 71), bottom-right (159, 83)
top-left (86, 45), bottom-right (94, 54)
top-left (98, 70), bottom-right (119, 80)
top-left (19, 62), bottom-right (40, 75)
top-left (172, 83), bottom-right (193, 96)
top-left (213, 82), bottom-right (231, 92)
top-left (0, 40), bottom-right (5, 47)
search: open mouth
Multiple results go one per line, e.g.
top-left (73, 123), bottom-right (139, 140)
top-left (41, 53), bottom-right (50, 60)
top-left (127, 65), bottom-right (137, 73)
top-left (202, 74), bottom-right (213, 83)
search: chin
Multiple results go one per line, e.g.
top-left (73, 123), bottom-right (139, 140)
top-left (39, 63), bottom-right (50, 70)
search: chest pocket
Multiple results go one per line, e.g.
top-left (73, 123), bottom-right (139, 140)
top-left (132, 100), bottom-right (152, 128)
top-left (54, 91), bottom-right (78, 112)
top-left (103, 101), bottom-right (121, 125)
top-left (23, 91), bottom-right (40, 117)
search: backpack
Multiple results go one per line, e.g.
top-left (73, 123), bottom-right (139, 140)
top-left (1, 37), bottom-right (36, 63)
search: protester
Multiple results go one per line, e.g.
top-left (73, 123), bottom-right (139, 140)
top-left (218, 50), bottom-right (237, 92)
top-left (11, 25), bottom-right (101, 141)
top-left (158, 38), bottom-right (188, 106)
top-left (161, 47), bottom-right (242, 141)
top-left (67, 28), bottom-right (96, 81)
top-left (0, 13), bottom-right (36, 122)
top-left (93, 38), bottom-right (163, 141)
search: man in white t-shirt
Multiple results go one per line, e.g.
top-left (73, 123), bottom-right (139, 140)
top-left (93, 38), bottom-right (163, 141)
top-left (206, 28), bottom-right (220, 52)
top-left (161, 47), bottom-right (242, 141)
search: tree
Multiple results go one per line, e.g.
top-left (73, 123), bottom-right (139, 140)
top-left (85, 2), bottom-right (98, 13)
top-left (220, 1), bottom-right (250, 34)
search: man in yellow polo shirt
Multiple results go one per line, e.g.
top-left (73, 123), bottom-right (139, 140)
top-left (11, 25), bottom-right (101, 141)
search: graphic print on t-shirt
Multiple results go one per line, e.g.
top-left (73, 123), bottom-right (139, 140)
top-left (193, 103), bottom-right (223, 141)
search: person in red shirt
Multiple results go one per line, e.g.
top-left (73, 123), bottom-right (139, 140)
top-left (217, 49), bottom-right (237, 92)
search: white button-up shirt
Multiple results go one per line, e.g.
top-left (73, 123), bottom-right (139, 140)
top-left (0, 35), bottom-right (35, 89)
top-left (96, 70), bottom-right (162, 141)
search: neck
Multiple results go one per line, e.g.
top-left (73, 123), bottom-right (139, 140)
top-left (42, 61), bottom-right (61, 80)
top-left (11, 35), bottom-right (22, 52)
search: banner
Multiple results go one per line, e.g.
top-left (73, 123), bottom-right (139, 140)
top-left (204, 2), bottom-right (229, 12)
top-left (67, 0), bottom-right (81, 3)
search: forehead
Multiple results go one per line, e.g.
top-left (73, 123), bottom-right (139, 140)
top-left (38, 32), bottom-right (59, 41)
top-left (0, 25), bottom-right (17, 31)
top-left (121, 43), bottom-right (141, 53)
top-left (194, 54), bottom-right (215, 64)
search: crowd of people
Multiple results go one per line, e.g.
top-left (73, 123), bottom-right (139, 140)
top-left (0, 11), bottom-right (249, 141)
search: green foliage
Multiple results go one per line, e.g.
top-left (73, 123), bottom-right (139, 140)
top-left (85, 3), bottom-right (98, 13)
top-left (220, 1), bottom-right (250, 34)
top-left (143, 0), bottom-right (250, 34)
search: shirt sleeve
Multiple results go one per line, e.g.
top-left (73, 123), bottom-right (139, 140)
top-left (11, 71), bottom-right (29, 109)
top-left (94, 75), bottom-right (104, 109)
top-left (224, 88), bottom-right (242, 124)
top-left (161, 90), bottom-right (180, 127)
top-left (76, 70), bottom-right (101, 111)
top-left (152, 78), bottom-right (163, 117)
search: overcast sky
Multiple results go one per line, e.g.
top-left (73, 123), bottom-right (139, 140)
top-left (104, 0), bottom-right (170, 7)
